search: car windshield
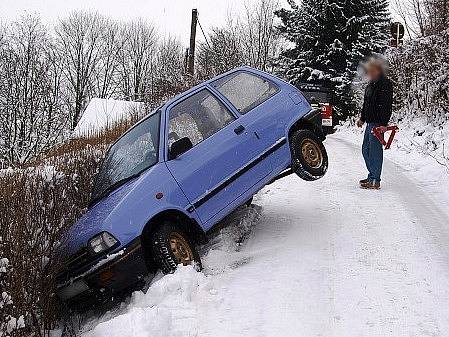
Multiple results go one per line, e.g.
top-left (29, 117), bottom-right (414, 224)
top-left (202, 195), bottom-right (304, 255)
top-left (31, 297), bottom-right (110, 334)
top-left (91, 111), bottom-right (161, 204)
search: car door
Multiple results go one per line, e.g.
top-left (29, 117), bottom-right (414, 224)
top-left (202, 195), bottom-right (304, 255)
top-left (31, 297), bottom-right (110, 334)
top-left (165, 88), bottom-right (271, 227)
top-left (210, 70), bottom-right (284, 167)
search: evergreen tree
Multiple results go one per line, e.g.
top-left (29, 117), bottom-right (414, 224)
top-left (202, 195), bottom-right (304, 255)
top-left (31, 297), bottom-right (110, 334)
top-left (276, 0), bottom-right (390, 118)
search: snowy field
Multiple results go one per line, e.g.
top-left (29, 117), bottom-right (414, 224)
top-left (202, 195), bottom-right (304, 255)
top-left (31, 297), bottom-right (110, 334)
top-left (77, 134), bottom-right (449, 337)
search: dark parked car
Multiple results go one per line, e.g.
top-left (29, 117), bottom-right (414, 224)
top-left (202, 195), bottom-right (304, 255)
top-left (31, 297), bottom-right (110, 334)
top-left (57, 66), bottom-right (328, 304)
top-left (297, 83), bottom-right (335, 135)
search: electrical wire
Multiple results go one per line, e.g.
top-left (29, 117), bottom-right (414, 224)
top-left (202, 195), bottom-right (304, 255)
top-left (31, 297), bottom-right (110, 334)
top-left (196, 14), bottom-right (212, 49)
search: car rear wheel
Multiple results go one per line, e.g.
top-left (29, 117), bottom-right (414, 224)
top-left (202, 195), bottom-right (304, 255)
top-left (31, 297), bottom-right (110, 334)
top-left (150, 221), bottom-right (202, 274)
top-left (290, 129), bottom-right (328, 181)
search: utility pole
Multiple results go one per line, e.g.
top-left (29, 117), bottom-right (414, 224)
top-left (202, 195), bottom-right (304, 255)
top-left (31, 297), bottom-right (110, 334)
top-left (188, 9), bottom-right (198, 76)
top-left (184, 48), bottom-right (189, 73)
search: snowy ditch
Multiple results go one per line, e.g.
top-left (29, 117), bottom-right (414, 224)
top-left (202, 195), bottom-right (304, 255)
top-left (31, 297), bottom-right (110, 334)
top-left (70, 204), bottom-right (263, 337)
top-left (46, 123), bottom-right (449, 337)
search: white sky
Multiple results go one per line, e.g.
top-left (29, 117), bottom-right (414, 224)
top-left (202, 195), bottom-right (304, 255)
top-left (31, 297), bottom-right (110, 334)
top-left (0, 0), bottom-right (287, 47)
top-left (0, 0), bottom-right (397, 47)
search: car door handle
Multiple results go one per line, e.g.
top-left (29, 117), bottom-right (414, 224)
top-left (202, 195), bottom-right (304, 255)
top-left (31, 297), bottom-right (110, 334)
top-left (234, 125), bottom-right (245, 135)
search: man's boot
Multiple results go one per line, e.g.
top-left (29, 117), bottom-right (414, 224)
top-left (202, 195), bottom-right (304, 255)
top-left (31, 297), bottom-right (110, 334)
top-left (361, 181), bottom-right (381, 190)
top-left (359, 178), bottom-right (370, 186)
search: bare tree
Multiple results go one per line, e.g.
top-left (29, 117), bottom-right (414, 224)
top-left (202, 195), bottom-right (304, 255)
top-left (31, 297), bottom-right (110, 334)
top-left (0, 24), bottom-right (5, 48)
top-left (392, 0), bottom-right (449, 37)
top-left (0, 15), bottom-right (67, 165)
top-left (156, 37), bottom-right (184, 84)
top-left (428, 0), bottom-right (449, 34)
top-left (151, 36), bottom-right (186, 104)
top-left (54, 11), bottom-right (106, 129)
top-left (92, 18), bottom-right (124, 99)
top-left (196, 0), bottom-right (281, 79)
top-left (116, 19), bottom-right (158, 101)
top-left (242, 0), bottom-right (280, 71)
top-left (197, 17), bottom-right (245, 78)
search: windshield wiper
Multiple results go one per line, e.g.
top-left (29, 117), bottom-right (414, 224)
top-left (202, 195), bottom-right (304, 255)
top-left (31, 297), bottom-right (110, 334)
top-left (89, 173), bottom-right (140, 207)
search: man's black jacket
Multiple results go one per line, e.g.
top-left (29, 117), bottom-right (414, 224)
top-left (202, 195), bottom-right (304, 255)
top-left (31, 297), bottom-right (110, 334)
top-left (361, 75), bottom-right (393, 126)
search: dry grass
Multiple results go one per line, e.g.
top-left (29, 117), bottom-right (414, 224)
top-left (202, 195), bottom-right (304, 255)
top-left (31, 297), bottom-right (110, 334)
top-left (0, 115), bottom-right (146, 336)
top-left (0, 78), bottom-right (192, 336)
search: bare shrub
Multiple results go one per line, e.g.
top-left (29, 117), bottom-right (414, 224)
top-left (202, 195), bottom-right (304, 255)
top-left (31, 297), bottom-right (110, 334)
top-left (386, 29), bottom-right (449, 170)
top-left (388, 30), bottom-right (449, 125)
top-left (0, 115), bottom-right (147, 336)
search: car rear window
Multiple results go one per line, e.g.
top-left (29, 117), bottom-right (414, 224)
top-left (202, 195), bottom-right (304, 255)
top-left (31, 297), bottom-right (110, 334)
top-left (301, 91), bottom-right (331, 105)
top-left (212, 71), bottom-right (279, 114)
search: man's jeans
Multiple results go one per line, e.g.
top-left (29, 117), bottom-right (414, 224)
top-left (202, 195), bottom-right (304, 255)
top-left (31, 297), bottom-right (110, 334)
top-left (362, 123), bottom-right (383, 182)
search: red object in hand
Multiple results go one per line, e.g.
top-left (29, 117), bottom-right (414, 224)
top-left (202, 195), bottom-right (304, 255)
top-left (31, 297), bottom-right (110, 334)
top-left (372, 125), bottom-right (399, 150)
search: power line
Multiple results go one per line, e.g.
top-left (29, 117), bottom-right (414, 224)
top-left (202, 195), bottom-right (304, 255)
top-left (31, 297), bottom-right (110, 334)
top-left (196, 14), bottom-right (211, 50)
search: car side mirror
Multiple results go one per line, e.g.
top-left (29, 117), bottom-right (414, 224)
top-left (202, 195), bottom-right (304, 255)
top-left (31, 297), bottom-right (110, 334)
top-left (169, 137), bottom-right (193, 160)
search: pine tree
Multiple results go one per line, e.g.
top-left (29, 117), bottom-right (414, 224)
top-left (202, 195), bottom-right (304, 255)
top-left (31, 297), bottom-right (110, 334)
top-left (275, 0), bottom-right (390, 118)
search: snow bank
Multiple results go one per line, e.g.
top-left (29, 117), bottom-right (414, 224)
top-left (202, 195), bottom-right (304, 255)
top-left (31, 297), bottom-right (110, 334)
top-left (73, 98), bottom-right (143, 137)
top-left (84, 266), bottom-right (220, 337)
top-left (81, 205), bottom-right (262, 337)
top-left (202, 205), bottom-right (262, 275)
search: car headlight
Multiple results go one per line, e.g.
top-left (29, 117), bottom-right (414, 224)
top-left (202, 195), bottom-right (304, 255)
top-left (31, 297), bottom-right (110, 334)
top-left (88, 232), bottom-right (118, 255)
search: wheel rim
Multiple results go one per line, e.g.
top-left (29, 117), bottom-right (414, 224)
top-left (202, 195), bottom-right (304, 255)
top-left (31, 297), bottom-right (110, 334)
top-left (300, 139), bottom-right (323, 169)
top-left (169, 232), bottom-right (194, 265)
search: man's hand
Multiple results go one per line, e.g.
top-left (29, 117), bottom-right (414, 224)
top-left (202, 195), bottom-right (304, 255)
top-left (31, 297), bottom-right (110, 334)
top-left (356, 119), bottom-right (365, 128)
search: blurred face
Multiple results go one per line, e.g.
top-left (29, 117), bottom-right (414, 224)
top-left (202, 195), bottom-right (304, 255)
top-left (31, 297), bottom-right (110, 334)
top-left (366, 65), bottom-right (382, 81)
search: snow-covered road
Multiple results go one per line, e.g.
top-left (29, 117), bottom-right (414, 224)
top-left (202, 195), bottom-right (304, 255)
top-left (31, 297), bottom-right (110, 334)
top-left (83, 135), bottom-right (449, 337)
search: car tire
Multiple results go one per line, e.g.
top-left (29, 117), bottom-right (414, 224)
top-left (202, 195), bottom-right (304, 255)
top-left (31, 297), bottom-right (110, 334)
top-left (290, 129), bottom-right (328, 181)
top-left (150, 221), bottom-right (202, 274)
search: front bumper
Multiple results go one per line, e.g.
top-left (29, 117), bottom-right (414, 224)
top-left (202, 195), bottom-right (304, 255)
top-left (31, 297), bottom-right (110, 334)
top-left (57, 239), bottom-right (148, 304)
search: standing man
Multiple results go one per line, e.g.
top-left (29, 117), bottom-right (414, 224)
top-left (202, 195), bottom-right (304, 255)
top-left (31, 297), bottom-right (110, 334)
top-left (357, 58), bottom-right (393, 190)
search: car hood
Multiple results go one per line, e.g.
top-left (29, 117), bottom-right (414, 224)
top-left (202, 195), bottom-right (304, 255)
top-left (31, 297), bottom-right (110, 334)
top-left (64, 177), bottom-right (139, 255)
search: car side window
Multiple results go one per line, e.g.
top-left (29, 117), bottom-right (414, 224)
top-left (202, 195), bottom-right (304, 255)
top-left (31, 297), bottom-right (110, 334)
top-left (212, 71), bottom-right (279, 114)
top-left (168, 89), bottom-right (235, 148)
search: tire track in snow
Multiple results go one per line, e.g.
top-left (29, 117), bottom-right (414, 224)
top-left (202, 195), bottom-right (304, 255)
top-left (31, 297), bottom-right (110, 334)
top-left (338, 136), bottom-right (449, 270)
top-left (198, 136), bottom-right (449, 337)
top-left (321, 136), bottom-right (449, 336)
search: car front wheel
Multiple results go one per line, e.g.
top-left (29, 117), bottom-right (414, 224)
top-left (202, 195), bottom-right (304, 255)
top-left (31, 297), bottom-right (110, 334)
top-left (290, 129), bottom-right (328, 181)
top-left (150, 221), bottom-right (202, 274)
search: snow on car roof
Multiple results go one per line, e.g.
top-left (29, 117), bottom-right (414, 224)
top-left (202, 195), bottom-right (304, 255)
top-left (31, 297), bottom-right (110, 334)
top-left (73, 98), bottom-right (144, 137)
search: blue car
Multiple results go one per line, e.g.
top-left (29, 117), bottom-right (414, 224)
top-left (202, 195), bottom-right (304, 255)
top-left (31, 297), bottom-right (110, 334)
top-left (57, 66), bottom-right (328, 303)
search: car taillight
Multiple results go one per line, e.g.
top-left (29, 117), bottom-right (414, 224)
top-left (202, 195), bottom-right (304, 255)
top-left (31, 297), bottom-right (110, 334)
top-left (321, 104), bottom-right (333, 118)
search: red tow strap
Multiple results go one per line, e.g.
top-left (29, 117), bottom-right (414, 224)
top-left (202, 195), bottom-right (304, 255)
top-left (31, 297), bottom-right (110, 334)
top-left (372, 125), bottom-right (399, 150)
